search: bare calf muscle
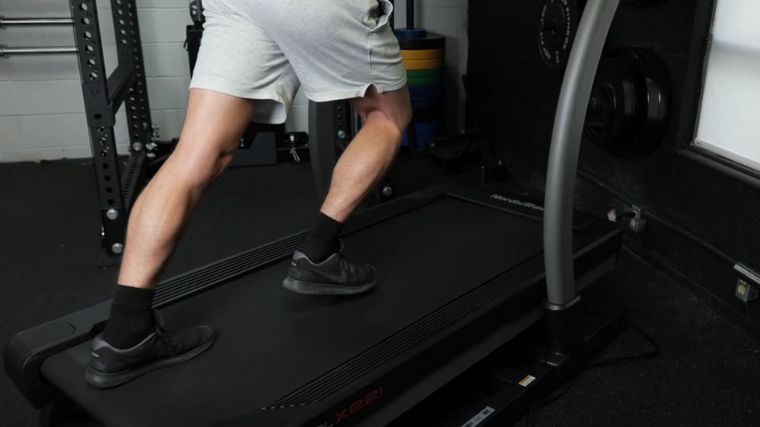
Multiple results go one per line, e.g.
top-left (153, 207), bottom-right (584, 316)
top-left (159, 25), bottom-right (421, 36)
top-left (118, 89), bottom-right (255, 289)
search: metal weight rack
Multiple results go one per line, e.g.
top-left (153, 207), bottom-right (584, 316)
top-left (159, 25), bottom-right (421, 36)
top-left (1, 3), bottom-right (176, 255)
top-left (0, 15), bottom-right (76, 56)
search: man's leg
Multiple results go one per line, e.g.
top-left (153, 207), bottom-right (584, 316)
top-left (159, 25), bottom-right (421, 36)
top-left (285, 86), bottom-right (411, 295)
top-left (87, 89), bottom-right (254, 389)
top-left (322, 85), bottom-right (412, 222)
top-left (118, 89), bottom-right (255, 289)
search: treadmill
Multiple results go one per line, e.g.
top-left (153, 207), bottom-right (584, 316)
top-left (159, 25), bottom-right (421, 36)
top-left (4, 1), bottom-right (623, 426)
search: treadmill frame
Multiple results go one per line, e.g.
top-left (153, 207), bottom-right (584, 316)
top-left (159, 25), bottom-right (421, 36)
top-left (5, 186), bottom-right (620, 427)
top-left (4, 186), bottom-right (444, 408)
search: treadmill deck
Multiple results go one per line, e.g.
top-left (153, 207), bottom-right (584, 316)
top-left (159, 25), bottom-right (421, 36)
top-left (6, 190), bottom-right (620, 427)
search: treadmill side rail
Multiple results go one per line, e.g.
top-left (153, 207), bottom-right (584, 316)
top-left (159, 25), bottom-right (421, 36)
top-left (3, 302), bottom-right (110, 407)
top-left (446, 184), bottom-right (601, 230)
top-left (271, 227), bottom-right (623, 427)
top-left (3, 187), bottom-right (447, 409)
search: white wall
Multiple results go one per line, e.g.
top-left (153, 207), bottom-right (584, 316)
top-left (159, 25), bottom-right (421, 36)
top-left (0, 0), bottom-right (468, 163)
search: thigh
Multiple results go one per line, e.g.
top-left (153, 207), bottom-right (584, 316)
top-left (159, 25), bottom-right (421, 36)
top-left (351, 85), bottom-right (412, 131)
top-left (189, 0), bottom-right (300, 124)
top-left (176, 89), bottom-right (254, 158)
top-left (159, 88), bottom-right (255, 184)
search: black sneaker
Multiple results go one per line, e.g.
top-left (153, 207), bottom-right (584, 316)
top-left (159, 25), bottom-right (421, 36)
top-left (85, 313), bottom-right (215, 389)
top-left (283, 251), bottom-right (376, 295)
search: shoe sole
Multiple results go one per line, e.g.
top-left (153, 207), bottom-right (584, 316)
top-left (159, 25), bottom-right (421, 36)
top-left (282, 277), bottom-right (376, 295)
top-left (84, 339), bottom-right (214, 389)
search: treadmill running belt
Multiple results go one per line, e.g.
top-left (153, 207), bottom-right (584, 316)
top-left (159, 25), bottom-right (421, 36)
top-left (41, 197), bottom-right (544, 427)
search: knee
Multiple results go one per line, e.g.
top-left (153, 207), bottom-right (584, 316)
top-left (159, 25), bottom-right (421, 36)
top-left (355, 87), bottom-right (413, 137)
top-left (215, 150), bottom-right (236, 174)
top-left (168, 142), bottom-right (236, 189)
top-left (202, 147), bottom-right (237, 183)
top-left (363, 100), bottom-right (412, 140)
top-left (397, 98), bottom-right (413, 132)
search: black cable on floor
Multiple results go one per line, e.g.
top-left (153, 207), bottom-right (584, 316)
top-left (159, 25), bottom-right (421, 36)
top-left (523, 316), bottom-right (660, 427)
top-left (583, 319), bottom-right (660, 370)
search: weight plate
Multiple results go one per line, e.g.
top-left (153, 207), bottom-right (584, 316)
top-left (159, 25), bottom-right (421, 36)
top-left (395, 27), bottom-right (429, 39)
top-left (407, 69), bottom-right (443, 79)
top-left (538, 0), bottom-right (579, 70)
top-left (402, 48), bottom-right (445, 61)
top-left (404, 57), bottom-right (444, 70)
top-left (585, 49), bottom-right (671, 158)
top-left (398, 34), bottom-right (446, 50)
top-left (408, 76), bottom-right (444, 86)
top-left (410, 83), bottom-right (443, 98)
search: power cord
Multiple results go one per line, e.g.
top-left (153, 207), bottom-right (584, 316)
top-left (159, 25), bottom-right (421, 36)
top-left (524, 316), bottom-right (660, 427)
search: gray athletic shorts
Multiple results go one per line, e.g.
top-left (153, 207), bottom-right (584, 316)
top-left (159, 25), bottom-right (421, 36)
top-left (189, 0), bottom-right (407, 124)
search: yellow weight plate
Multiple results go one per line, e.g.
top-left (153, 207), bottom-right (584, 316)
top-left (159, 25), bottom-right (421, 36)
top-left (401, 48), bottom-right (444, 61)
top-left (403, 57), bottom-right (444, 70)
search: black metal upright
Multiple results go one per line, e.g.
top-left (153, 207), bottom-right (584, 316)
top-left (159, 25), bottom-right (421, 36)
top-left (406, 0), bottom-right (415, 29)
top-left (69, 0), bottom-right (157, 255)
top-left (308, 101), bottom-right (353, 201)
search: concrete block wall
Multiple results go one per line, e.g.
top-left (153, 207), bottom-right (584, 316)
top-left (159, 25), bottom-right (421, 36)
top-left (0, 0), bottom-right (199, 162)
top-left (0, 0), bottom-right (467, 162)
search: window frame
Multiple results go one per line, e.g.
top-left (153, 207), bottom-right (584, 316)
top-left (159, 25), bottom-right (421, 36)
top-left (676, 0), bottom-right (760, 189)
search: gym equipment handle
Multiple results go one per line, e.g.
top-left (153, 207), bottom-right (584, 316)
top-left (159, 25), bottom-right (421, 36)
top-left (0, 46), bottom-right (77, 56)
top-left (0, 16), bottom-right (74, 26)
top-left (544, 0), bottom-right (620, 306)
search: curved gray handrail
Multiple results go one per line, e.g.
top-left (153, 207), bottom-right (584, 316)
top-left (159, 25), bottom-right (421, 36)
top-left (544, 0), bottom-right (620, 306)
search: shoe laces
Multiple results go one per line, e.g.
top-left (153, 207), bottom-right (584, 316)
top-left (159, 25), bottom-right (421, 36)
top-left (151, 311), bottom-right (189, 352)
top-left (338, 254), bottom-right (362, 274)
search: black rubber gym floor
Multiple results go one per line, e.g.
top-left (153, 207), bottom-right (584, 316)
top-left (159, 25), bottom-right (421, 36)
top-left (2, 159), bottom-right (759, 426)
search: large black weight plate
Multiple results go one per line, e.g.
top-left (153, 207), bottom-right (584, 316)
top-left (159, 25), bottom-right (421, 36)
top-left (585, 49), bottom-right (671, 158)
top-left (538, 0), bottom-right (579, 70)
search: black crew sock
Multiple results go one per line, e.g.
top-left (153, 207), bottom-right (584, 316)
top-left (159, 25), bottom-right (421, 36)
top-left (302, 212), bottom-right (344, 263)
top-left (102, 285), bottom-right (156, 349)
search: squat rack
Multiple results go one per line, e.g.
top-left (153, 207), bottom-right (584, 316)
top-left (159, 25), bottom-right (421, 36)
top-left (1, 3), bottom-right (174, 255)
top-left (0, 16), bottom-right (74, 26)
top-left (0, 15), bottom-right (76, 56)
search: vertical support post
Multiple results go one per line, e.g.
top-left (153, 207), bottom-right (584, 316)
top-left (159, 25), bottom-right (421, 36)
top-left (110, 0), bottom-right (153, 157)
top-left (542, 0), bottom-right (620, 353)
top-left (406, 0), bottom-right (415, 29)
top-left (70, 0), bottom-right (158, 255)
top-left (70, 0), bottom-right (127, 255)
top-left (109, 0), bottom-right (153, 214)
top-left (308, 101), bottom-right (353, 201)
